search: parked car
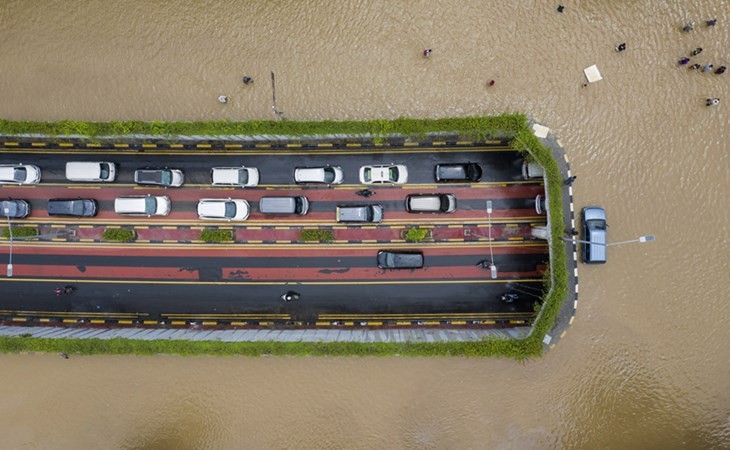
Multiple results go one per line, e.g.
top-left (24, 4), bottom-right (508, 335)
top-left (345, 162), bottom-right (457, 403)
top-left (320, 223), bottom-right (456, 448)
top-left (197, 198), bottom-right (250, 221)
top-left (211, 167), bottom-right (259, 187)
top-left (259, 196), bottom-right (309, 215)
top-left (65, 161), bottom-right (116, 182)
top-left (336, 204), bottom-right (383, 223)
top-left (134, 168), bottom-right (184, 187)
top-left (359, 164), bottom-right (408, 184)
top-left (522, 160), bottom-right (545, 179)
top-left (114, 195), bottom-right (171, 217)
top-left (294, 166), bottom-right (344, 184)
top-left (47, 198), bottom-right (98, 217)
top-left (405, 194), bottom-right (456, 213)
top-left (0, 164), bottom-right (41, 185)
top-left (1, 199), bottom-right (30, 218)
top-left (377, 250), bottom-right (424, 269)
top-left (434, 162), bottom-right (482, 182)
top-left (581, 206), bottom-right (607, 264)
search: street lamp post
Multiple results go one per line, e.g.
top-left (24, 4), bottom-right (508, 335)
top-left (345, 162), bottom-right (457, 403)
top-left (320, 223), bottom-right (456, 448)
top-left (466, 201), bottom-right (498, 279)
top-left (561, 235), bottom-right (656, 247)
top-left (4, 210), bottom-right (12, 277)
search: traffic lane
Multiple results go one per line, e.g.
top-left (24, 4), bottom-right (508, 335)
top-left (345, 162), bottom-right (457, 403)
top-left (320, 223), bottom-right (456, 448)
top-left (10, 184), bottom-right (543, 220)
top-left (0, 149), bottom-right (527, 185)
top-left (0, 279), bottom-right (540, 319)
top-left (4, 251), bottom-right (546, 279)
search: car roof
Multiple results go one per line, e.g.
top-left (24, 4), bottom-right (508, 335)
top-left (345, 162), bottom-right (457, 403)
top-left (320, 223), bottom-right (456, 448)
top-left (583, 207), bottom-right (606, 221)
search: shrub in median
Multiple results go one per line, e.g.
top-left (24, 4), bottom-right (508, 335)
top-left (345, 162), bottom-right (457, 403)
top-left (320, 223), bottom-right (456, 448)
top-left (2, 227), bottom-right (38, 239)
top-left (301, 229), bottom-right (333, 242)
top-left (200, 229), bottom-right (233, 243)
top-left (405, 227), bottom-right (429, 242)
top-left (102, 228), bottom-right (136, 242)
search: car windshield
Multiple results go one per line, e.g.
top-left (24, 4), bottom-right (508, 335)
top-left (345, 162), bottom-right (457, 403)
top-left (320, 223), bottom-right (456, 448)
top-left (224, 201), bottom-right (236, 218)
top-left (238, 170), bottom-right (249, 185)
top-left (159, 170), bottom-right (171, 185)
top-left (385, 252), bottom-right (395, 267)
top-left (99, 163), bottom-right (110, 179)
top-left (144, 196), bottom-right (157, 214)
top-left (13, 167), bottom-right (26, 182)
top-left (71, 201), bottom-right (84, 215)
top-left (588, 220), bottom-right (607, 230)
top-left (363, 168), bottom-right (372, 182)
top-left (388, 167), bottom-right (399, 181)
top-left (323, 168), bottom-right (335, 183)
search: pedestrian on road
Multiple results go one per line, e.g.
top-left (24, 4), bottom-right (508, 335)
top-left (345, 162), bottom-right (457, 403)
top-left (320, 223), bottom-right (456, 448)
top-left (703, 64), bottom-right (713, 72)
top-left (282, 291), bottom-right (301, 302)
top-left (715, 66), bottom-right (726, 75)
top-left (563, 175), bottom-right (577, 186)
top-left (682, 23), bottom-right (694, 32)
top-left (706, 98), bottom-right (720, 106)
top-left (689, 63), bottom-right (701, 70)
top-left (616, 43), bottom-right (626, 52)
top-left (678, 57), bottom-right (690, 65)
top-left (218, 95), bottom-right (228, 103)
top-left (706, 19), bottom-right (717, 27)
top-left (423, 48), bottom-right (432, 57)
top-left (692, 47), bottom-right (703, 56)
top-left (475, 260), bottom-right (492, 269)
top-left (242, 76), bottom-right (254, 85)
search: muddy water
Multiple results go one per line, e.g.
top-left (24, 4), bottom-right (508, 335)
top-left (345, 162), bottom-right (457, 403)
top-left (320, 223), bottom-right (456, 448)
top-left (1, 0), bottom-right (729, 448)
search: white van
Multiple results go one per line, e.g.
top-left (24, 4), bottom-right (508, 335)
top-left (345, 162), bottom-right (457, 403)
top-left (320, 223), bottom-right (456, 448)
top-left (114, 195), bottom-right (171, 217)
top-left (66, 161), bottom-right (116, 182)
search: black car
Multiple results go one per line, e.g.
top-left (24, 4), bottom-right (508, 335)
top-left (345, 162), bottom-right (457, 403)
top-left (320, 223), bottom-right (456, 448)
top-left (434, 163), bottom-right (482, 182)
top-left (47, 199), bottom-right (98, 217)
top-left (1, 199), bottom-right (30, 218)
top-left (377, 250), bottom-right (424, 269)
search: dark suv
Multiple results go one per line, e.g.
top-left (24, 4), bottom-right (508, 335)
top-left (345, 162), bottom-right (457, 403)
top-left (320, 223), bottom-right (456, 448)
top-left (47, 199), bottom-right (98, 217)
top-left (377, 250), bottom-right (424, 269)
top-left (434, 163), bottom-right (482, 182)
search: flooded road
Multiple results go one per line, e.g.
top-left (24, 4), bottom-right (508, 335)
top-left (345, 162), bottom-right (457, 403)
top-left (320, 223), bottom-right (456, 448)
top-left (1, 0), bottom-right (729, 448)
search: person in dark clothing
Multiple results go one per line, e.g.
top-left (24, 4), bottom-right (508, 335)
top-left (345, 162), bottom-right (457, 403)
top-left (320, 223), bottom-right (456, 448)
top-left (715, 66), bottom-right (726, 75)
top-left (691, 47), bottom-right (703, 56)
top-left (557, 5), bottom-right (564, 13)
top-left (682, 23), bottom-right (694, 32)
top-left (616, 43), bottom-right (626, 52)
top-left (678, 57), bottom-right (690, 65)
top-left (242, 76), bottom-right (253, 85)
top-left (356, 189), bottom-right (375, 197)
top-left (563, 176), bottom-right (577, 186)
top-left (689, 64), bottom-right (701, 70)
top-left (706, 19), bottom-right (717, 26)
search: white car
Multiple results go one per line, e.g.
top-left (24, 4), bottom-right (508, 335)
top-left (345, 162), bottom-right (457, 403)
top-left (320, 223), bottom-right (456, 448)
top-left (197, 198), bottom-right (250, 221)
top-left (0, 164), bottom-right (41, 185)
top-left (114, 195), bottom-right (171, 217)
top-left (211, 167), bottom-right (259, 187)
top-left (359, 164), bottom-right (408, 184)
top-left (294, 166), bottom-right (344, 184)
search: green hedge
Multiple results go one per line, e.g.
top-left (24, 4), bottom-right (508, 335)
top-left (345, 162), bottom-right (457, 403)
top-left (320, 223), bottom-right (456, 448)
top-left (0, 114), bottom-right (569, 359)
top-left (405, 227), bottom-right (429, 242)
top-left (300, 229), bottom-right (334, 242)
top-left (0, 115), bottom-right (523, 141)
top-left (2, 227), bottom-right (37, 238)
top-left (200, 229), bottom-right (233, 242)
top-left (102, 228), bottom-right (136, 242)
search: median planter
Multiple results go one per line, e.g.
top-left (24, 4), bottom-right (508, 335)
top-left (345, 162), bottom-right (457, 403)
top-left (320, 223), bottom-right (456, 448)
top-left (200, 229), bottom-right (233, 243)
top-left (102, 228), bottom-right (136, 243)
top-left (300, 229), bottom-right (334, 243)
top-left (2, 227), bottom-right (38, 239)
top-left (403, 227), bottom-right (431, 242)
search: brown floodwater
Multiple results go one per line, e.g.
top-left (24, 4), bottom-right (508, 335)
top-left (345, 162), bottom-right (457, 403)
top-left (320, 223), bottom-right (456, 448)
top-left (1, 0), bottom-right (729, 448)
